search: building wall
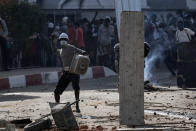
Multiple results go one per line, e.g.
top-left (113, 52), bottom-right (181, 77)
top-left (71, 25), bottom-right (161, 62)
top-left (41, 0), bottom-right (114, 9)
top-left (147, 0), bottom-right (188, 10)
top-left (80, 10), bottom-right (115, 20)
top-left (22, 0), bottom-right (196, 11)
top-left (187, 0), bottom-right (196, 10)
top-left (19, 0), bottom-right (36, 3)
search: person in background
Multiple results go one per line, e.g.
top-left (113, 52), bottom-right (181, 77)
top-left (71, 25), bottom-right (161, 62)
top-left (114, 43), bottom-right (119, 73)
top-left (150, 14), bottom-right (160, 41)
top-left (67, 19), bottom-right (76, 45)
top-left (75, 22), bottom-right (85, 49)
top-left (51, 25), bottom-right (62, 67)
top-left (84, 12), bottom-right (98, 66)
top-left (48, 21), bottom-right (54, 37)
top-left (158, 23), bottom-right (176, 76)
top-left (0, 16), bottom-right (9, 71)
top-left (176, 20), bottom-right (195, 43)
top-left (61, 16), bottom-right (68, 33)
top-left (97, 17), bottom-right (114, 67)
top-left (89, 20), bottom-right (98, 66)
top-left (110, 17), bottom-right (118, 70)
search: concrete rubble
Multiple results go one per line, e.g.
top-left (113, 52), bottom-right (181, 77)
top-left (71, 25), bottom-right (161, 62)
top-left (0, 76), bottom-right (195, 130)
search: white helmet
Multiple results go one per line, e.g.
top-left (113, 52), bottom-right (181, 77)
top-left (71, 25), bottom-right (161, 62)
top-left (59, 33), bottom-right (69, 40)
top-left (62, 17), bottom-right (68, 24)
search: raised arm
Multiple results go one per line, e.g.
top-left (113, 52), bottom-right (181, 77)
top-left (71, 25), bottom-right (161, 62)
top-left (90, 12), bottom-right (98, 25)
top-left (50, 34), bottom-right (60, 55)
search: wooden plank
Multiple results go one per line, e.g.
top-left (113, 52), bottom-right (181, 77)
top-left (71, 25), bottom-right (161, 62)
top-left (119, 11), bottom-right (144, 125)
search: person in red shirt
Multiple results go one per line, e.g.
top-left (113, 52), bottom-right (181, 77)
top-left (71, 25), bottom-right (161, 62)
top-left (75, 22), bottom-right (85, 49)
top-left (67, 19), bottom-right (76, 45)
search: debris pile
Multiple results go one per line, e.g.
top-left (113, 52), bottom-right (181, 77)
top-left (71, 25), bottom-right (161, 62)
top-left (144, 81), bottom-right (159, 91)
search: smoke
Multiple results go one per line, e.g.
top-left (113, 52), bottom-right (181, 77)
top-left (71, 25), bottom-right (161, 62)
top-left (144, 43), bottom-right (166, 83)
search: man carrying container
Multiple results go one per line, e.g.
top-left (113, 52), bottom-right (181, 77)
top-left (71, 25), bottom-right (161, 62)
top-left (50, 32), bottom-right (88, 113)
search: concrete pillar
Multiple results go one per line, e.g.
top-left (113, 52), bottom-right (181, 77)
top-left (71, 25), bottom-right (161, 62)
top-left (115, 0), bottom-right (142, 38)
top-left (119, 11), bottom-right (144, 125)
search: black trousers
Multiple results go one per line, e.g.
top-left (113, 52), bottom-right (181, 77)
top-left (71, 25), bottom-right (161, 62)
top-left (0, 37), bottom-right (8, 71)
top-left (54, 71), bottom-right (80, 95)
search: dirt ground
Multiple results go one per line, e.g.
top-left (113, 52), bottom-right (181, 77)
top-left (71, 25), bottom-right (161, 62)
top-left (0, 75), bottom-right (196, 131)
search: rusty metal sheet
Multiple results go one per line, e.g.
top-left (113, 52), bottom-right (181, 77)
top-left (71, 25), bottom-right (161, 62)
top-left (177, 62), bottom-right (196, 88)
top-left (177, 42), bottom-right (196, 62)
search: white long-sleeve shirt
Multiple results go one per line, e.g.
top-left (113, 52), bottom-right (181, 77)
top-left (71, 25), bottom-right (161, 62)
top-left (176, 28), bottom-right (195, 43)
top-left (0, 17), bottom-right (8, 37)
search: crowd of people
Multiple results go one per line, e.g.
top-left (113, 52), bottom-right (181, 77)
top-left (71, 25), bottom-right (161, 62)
top-left (144, 11), bottom-right (196, 77)
top-left (48, 14), bottom-right (119, 70)
top-left (1, 11), bottom-right (196, 72)
top-left (0, 13), bottom-right (119, 71)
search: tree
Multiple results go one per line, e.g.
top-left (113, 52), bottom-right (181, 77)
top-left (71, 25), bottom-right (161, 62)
top-left (0, 0), bottom-right (17, 6)
top-left (0, 1), bottom-right (47, 54)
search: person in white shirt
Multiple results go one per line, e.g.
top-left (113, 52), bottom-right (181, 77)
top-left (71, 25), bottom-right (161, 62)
top-left (176, 20), bottom-right (195, 43)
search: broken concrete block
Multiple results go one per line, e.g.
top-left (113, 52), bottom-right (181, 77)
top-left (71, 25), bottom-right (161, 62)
top-left (50, 103), bottom-right (79, 130)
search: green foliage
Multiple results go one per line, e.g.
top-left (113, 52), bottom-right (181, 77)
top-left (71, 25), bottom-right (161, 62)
top-left (0, 2), bottom-right (47, 52)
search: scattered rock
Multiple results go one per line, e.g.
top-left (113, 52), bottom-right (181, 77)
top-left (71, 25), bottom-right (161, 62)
top-left (80, 125), bottom-right (88, 130)
top-left (94, 106), bottom-right (97, 109)
top-left (154, 112), bottom-right (157, 115)
top-left (185, 95), bottom-right (190, 98)
top-left (96, 125), bottom-right (104, 131)
top-left (112, 126), bottom-right (117, 130)
top-left (187, 103), bottom-right (193, 107)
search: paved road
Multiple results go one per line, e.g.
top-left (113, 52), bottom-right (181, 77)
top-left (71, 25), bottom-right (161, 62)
top-left (0, 76), bottom-right (195, 130)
